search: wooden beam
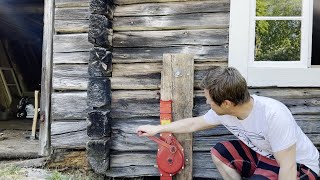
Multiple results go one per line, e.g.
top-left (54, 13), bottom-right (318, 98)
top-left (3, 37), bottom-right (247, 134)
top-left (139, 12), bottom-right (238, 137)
top-left (39, 0), bottom-right (54, 156)
top-left (161, 54), bottom-right (194, 180)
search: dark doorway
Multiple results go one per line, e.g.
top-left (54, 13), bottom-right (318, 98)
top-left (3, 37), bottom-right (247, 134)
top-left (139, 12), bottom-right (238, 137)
top-left (0, 0), bottom-right (43, 159)
top-left (312, 0), bottom-right (320, 65)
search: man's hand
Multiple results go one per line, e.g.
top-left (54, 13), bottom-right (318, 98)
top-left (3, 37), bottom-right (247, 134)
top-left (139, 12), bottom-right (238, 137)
top-left (136, 125), bottom-right (162, 137)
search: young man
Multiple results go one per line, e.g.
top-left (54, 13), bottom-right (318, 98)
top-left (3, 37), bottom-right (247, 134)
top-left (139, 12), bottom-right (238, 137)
top-left (136, 66), bottom-right (319, 180)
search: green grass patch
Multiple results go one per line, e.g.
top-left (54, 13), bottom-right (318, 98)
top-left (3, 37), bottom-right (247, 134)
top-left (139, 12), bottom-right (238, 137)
top-left (0, 165), bottom-right (24, 180)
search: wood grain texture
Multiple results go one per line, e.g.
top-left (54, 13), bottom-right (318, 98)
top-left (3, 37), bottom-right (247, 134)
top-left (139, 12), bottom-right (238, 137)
top-left (55, 7), bottom-right (89, 20)
top-left (39, 0), bottom-right (54, 156)
top-left (113, 29), bottom-right (228, 47)
top-left (53, 34), bottom-right (91, 53)
top-left (161, 54), bottom-right (194, 180)
top-left (55, 0), bottom-right (89, 8)
top-left (113, 13), bottom-right (229, 31)
top-left (51, 92), bottom-right (91, 120)
top-left (114, 0), bottom-right (214, 5)
top-left (114, 0), bottom-right (229, 16)
top-left (113, 46), bottom-right (228, 63)
top-left (55, 20), bottom-right (89, 33)
top-left (53, 52), bottom-right (89, 64)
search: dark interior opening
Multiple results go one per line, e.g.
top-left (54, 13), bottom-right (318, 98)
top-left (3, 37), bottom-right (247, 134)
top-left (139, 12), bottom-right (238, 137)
top-left (312, 0), bottom-right (320, 65)
top-left (0, 0), bottom-right (43, 121)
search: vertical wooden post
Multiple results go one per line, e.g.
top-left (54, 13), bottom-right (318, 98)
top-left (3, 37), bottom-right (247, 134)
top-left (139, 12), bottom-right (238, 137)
top-left (39, 0), bottom-right (54, 156)
top-left (161, 54), bottom-right (194, 180)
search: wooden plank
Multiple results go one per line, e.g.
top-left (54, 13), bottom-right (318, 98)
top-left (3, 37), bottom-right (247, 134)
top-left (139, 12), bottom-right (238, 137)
top-left (114, 0), bottom-right (212, 5)
top-left (113, 46), bottom-right (228, 63)
top-left (52, 64), bottom-right (88, 90)
top-left (51, 129), bottom-right (88, 149)
top-left (39, 0), bottom-right (54, 156)
top-left (51, 92), bottom-right (91, 120)
top-left (161, 54), bottom-right (194, 180)
top-left (55, 7), bottom-right (89, 20)
top-left (50, 90), bottom-right (320, 119)
top-left (55, 0), bottom-right (89, 8)
top-left (53, 52), bottom-right (89, 64)
top-left (48, 117), bottom-right (320, 151)
top-left (53, 34), bottom-right (91, 53)
top-left (113, 29), bottom-right (228, 47)
top-left (55, 20), bottom-right (89, 33)
top-left (51, 121), bottom-right (87, 135)
top-left (114, 0), bottom-right (229, 16)
top-left (107, 152), bottom-right (222, 178)
top-left (114, 13), bottom-right (229, 31)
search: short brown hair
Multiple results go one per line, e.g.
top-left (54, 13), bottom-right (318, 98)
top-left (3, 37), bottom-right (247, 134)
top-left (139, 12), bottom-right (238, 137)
top-left (200, 66), bottom-right (250, 106)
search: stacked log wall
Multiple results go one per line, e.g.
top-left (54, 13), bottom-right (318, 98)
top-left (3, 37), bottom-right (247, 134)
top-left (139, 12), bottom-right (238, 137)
top-left (50, 0), bottom-right (320, 179)
top-left (50, 0), bottom-right (91, 168)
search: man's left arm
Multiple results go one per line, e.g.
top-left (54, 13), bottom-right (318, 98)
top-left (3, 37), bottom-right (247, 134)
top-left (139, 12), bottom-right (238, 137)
top-left (274, 144), bottom-right (297, 180)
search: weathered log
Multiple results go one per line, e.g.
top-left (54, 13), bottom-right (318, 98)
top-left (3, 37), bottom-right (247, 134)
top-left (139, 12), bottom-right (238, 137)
top-left (87, 139), bottom-right (111, 174)
top-left (114, 0), bottom-right (214, 5)
top-left (55, 20), bottom-right (89, 33)
top-left (87, 77), bottom-right (111, 108)
top-left (51, 90), bottom-right (320, 120)
top-left (51, 121), bottom-right (87, 135)
top-left (51, 92), bottom-right (91, 120)
top-left (53, 52), bottom-right (89, 64)
top-left (55, 7), bottom-right (89, 20)
top-left (114, 13), bottom-right (228, 31)
top-left (53, 64), bottom-right (88, 77)
top-left (89, 14), bottom-right (113, 49)
top-left (53, 34), bottom-right (91, 53)
top-left (114, 0), bottom-right (229, 16)
top-left (111, 77), bottom-right (161, 90)
top-left (55, 0), bottom-right (89, 8)
top-left (113, 46), bottom-right (228, 63)
top-left (51, 129), bottom-right (89, 149)
top-left (52, 76), bottom-right (88, 90)
top-left (113, 29), bottom-right (228, 47)
top-left (88, 47), bottom-right (112, 77)
top-left (106, 152), bottom-right (222, 178)
top-left (51, 62), bottom-right (226, 90)
top-left (87, 110), bottom-right (111, 138)
top-left (52, 64), bottom-right (88, 90)
top-left (90, 0), bottom-right (114, 19)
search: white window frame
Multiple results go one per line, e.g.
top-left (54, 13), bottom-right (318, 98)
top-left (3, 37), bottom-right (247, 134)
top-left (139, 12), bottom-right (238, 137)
top-left (229, 0), bottom-right (319, 87)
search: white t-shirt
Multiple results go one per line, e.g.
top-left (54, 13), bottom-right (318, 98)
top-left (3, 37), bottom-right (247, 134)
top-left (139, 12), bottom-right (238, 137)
top-left (204, 95), bottom-right (319, 174)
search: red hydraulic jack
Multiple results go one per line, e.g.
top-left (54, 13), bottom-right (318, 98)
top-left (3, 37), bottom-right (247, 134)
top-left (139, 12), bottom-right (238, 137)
top-left (144, 100), bottom-right (185, 180)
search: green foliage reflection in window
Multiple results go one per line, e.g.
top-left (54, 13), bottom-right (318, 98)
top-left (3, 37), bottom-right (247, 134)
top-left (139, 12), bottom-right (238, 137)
top-left (255, 0), bottom-right (302, 61)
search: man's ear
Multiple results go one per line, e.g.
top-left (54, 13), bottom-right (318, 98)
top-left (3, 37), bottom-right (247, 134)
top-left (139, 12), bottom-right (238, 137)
top-left (222, 100), bottom-right (234, 108)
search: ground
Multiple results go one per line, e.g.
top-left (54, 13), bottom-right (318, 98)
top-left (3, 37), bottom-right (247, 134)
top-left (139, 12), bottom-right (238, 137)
top-left (0, 130), bottom-right (39, 160)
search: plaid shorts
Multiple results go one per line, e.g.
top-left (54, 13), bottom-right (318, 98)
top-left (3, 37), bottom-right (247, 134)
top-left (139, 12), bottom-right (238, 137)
top-left (211, 140), bottom-right (318, 179)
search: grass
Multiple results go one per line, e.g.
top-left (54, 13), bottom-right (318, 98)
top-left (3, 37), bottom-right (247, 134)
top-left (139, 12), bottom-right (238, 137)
top-left (0, 165), bottom-right (24, 180)
top-left (46, 169), bottom-right (100, 180)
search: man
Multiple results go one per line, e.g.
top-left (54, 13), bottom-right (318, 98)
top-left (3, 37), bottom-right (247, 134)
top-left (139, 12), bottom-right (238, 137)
top-left (136, 66), bottom-right (319, 179)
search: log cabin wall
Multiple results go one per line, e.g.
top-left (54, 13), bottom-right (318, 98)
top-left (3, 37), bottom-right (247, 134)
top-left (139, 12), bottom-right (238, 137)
top-left (50, 0), bottom-right (91, 168)
top-left (50, 0), bottom-right (320, 179)
top-left (108, 0), bottom-right (230, 178)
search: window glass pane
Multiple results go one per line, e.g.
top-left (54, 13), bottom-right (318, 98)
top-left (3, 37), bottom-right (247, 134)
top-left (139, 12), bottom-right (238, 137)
top-left (256, 0), bottom-right (302, 17)
top-left (255, 20), bottom-right (301, 61)
top-left (312, 0), bottom-right (320, 65)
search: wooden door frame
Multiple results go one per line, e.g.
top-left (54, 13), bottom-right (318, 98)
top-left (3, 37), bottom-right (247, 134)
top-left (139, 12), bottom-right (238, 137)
top-left (39, 0), bottom-right (54, 156)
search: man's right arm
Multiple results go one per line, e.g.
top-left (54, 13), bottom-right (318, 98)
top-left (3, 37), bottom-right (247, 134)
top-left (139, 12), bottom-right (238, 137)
top-left (136, 116), bottom-right (217, 136)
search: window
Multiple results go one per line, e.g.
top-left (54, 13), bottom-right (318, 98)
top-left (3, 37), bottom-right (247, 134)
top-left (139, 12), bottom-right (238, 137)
top-left (312, 0), bottom-right (320, 65)
top-left (229, 0), bottom-right (319, 87)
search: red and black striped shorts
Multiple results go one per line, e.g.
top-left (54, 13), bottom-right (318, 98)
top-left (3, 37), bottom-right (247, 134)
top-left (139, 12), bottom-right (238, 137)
top-left (211, 140), bottom-right (318, 179)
